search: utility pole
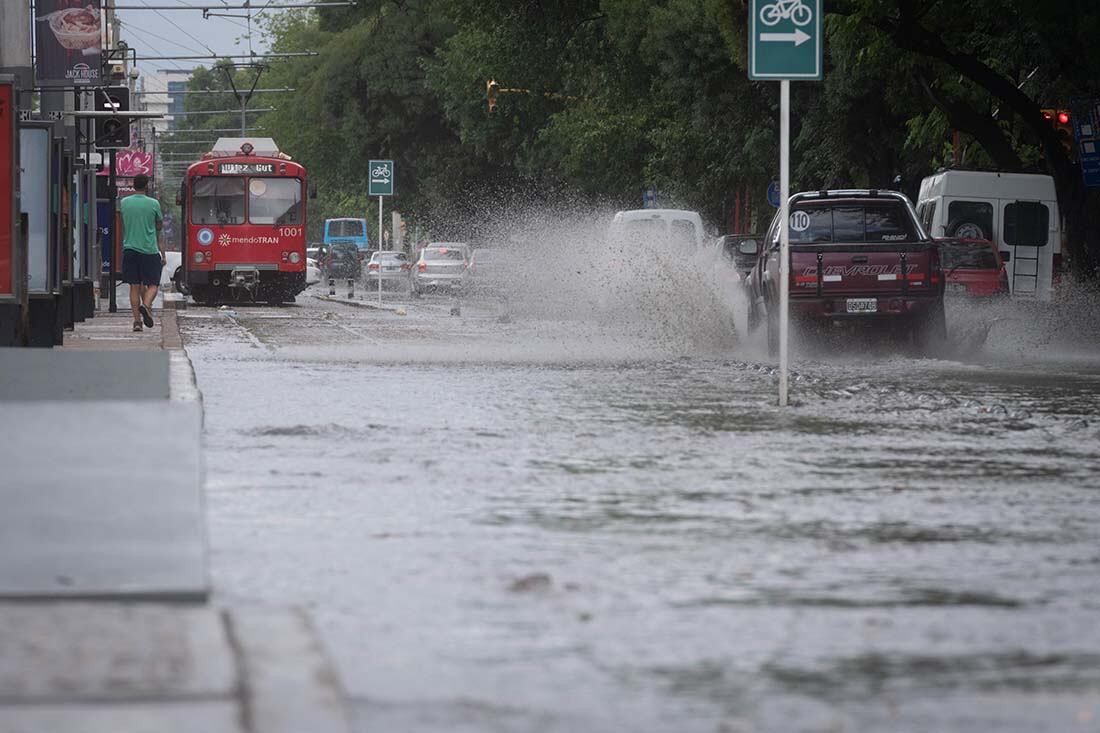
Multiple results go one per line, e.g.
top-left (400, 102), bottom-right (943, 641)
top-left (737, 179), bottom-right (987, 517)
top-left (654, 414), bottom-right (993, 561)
top-left (0, 0), bottom-right (33, 92)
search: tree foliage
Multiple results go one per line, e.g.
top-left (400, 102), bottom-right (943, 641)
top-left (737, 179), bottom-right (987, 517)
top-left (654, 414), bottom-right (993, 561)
top-left (169, 0), bottom-right (1100, 270)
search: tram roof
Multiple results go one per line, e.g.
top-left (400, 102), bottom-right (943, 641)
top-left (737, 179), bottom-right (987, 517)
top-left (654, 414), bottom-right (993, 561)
top-left (207, 137), bottom-right (290, 159)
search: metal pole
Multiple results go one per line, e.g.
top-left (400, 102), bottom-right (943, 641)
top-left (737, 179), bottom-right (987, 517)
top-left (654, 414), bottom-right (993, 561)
top-left (778, 79), bottom-right (790, 407)
top-left (108, 149), bottom-right (118, 312)
top-left (377, 195), bottom-right (383, 306)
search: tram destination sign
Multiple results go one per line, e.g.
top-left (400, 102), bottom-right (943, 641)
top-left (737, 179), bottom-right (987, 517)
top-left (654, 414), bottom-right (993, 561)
top-left (220, 162), bottom-right (276, 175)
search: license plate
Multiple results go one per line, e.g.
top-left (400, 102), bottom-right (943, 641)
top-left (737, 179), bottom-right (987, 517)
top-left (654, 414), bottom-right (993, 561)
top-left (384, 266), bottom-right (398, 271)
top-left (846, 298), bottom-right (877, 314)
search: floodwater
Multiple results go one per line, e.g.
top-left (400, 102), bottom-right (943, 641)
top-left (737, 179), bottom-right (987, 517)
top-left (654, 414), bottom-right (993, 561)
top-left (181, 256), bottom-right (1100, 732)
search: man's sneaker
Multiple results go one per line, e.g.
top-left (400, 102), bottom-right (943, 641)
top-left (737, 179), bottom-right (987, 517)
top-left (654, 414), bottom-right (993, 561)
top-left (139, 304), bottom-right (154, 328)
top-left (133, 320), bottom-right (143, 332)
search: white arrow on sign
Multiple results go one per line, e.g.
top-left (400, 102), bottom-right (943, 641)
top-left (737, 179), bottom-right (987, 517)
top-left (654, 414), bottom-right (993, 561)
top-left (760, 29), bottom-right (812, 46)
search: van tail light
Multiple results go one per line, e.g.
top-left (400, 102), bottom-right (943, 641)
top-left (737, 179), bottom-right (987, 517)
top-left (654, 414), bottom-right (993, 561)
top-left (418, 262), bottom-right (426, 273)
top-left (368, 263), bottom-right (379, 270)
top-left (401, 263), bottom-right (411, 271)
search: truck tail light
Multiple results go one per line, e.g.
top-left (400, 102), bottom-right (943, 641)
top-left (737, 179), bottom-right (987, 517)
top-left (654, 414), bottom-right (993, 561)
top-left (418, 262), bottom-right (426, 273)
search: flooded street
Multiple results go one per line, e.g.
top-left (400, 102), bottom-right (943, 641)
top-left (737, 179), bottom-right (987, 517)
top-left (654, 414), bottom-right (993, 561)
top-left (182, 285), bottom-right (1100, 732)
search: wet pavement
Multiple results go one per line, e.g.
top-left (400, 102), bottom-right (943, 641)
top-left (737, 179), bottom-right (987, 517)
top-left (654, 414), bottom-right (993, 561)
top-left (181, 279), bottom-right (1100, 733)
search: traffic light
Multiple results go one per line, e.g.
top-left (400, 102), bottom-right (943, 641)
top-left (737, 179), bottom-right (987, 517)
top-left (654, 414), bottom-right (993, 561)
top-left (1041, 108), bottom-right (1075, 159)
top-left (94, 87), bottom-right (130, 149)
top-left (486, 79), bottom-right (499, 114)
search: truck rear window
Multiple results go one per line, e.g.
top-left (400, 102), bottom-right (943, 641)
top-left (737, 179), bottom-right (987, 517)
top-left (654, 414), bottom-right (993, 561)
top-left (786, 202), bottom-right (918, 244)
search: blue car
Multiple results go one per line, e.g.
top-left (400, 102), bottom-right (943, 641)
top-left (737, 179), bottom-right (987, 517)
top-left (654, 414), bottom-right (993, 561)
top-left (323, 218), bottom-right (370, 256)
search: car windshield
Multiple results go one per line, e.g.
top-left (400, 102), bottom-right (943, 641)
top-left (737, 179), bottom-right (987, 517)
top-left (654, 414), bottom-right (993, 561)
top-left (328, 220), bottom-right (364, 237)
top-left (940, 243), bottom-right (998, 270)
top-left (371, 252), bottom-right (407, 262)
top-left (330, 244), bottom-right (358, 261)
top-left (785, 202), bottom-right (918, 244)
top-left (424, 248), bottom-right (466, 261)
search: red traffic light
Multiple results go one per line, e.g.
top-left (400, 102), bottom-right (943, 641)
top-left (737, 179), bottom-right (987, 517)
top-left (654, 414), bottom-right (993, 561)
top-left (1057, 111), bottom-right (1070, 125)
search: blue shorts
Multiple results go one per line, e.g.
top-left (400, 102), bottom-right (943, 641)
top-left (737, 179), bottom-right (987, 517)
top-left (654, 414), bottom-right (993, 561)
top-left (121, 249), bottom-right (162, 286)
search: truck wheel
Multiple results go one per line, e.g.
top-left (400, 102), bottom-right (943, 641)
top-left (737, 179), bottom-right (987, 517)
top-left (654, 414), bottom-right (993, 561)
top-left (747, 299), bottom-right (761, 334)
top-left (946, 218), bottom-right (989, 240)
top-left (913, 302), bottom-right (947, 353)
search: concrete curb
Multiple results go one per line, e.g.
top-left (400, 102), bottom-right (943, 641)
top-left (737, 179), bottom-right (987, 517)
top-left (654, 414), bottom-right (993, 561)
top-left (312, 293), bottom-right (403, 313)
top-left (164, 309), bottom-right (204, 407)
top-left (226, 609), bottom-right (353, 733)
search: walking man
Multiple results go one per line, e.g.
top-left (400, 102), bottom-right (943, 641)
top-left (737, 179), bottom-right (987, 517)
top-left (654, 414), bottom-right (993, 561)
top-left (119, 174), bottom-right (166, 332)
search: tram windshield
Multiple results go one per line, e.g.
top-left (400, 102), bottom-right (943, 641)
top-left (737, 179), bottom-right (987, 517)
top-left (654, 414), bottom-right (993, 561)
top-left (249, 177), bottom-right (302, 225)
top-left (192, 177), bottom-right (246, 225)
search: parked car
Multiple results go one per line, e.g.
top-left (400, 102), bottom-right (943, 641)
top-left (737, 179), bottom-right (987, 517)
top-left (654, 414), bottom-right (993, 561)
top-left (412, 243), bottom-right (470, 297)
top-left (324, 242), bottom-right (362, 281)
top-left (306, 245), bottom-right (328, 263)
top-left (608, 209), bottom-right (706, 249)
top-left (306, 257), bottom-right (321, 286)
top-left (467, 247), bottom-right (517, 297)
top-left (366, 250), bottom-right (412, 289)
top-left (746, 189), bottom-right (946, 353)
top-left (936, 238), bottom-right (1009, 298)
top-left (161, 250), bottom-right (183, 290)
top-left (717, 234), bottom-right (762, 280)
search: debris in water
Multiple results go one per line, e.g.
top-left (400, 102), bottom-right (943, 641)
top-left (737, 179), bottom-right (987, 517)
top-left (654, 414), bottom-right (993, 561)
top-left (508, 572), bottom-right (552, 593)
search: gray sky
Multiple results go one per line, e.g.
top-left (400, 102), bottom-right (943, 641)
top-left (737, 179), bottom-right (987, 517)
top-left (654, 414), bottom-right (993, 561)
top-left (118, 3), bottom-right (276, 77)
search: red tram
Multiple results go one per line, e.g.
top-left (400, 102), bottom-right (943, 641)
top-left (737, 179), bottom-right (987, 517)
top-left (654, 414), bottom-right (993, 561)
top-left (179, 138), bottom-right (311, 304)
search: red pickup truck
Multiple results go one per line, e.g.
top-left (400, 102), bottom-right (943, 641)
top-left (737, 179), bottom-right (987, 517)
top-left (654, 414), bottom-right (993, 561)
top-left (746, 190), bottom-right (946, 353)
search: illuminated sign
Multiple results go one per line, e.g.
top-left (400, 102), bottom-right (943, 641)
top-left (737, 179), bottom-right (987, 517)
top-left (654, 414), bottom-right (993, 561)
top-left (219, 162), bottom-right (276, 175)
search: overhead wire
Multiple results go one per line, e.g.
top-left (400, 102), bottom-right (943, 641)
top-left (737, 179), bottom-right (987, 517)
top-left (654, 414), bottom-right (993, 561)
top-left (139, 0), bottom-right (217, 55)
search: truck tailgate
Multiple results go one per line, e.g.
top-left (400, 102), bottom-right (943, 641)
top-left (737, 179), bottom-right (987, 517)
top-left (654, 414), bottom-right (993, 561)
top-left (791, 244), bottom-right (939, 296)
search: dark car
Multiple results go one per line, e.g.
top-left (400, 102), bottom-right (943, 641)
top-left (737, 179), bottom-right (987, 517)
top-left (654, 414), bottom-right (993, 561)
top-left (936, 238), bottom-right (1009, 298)
top-left (324, 242), bottom-right (362, 280)
top-left (717, 234), bottom-right (762, 279)
top-left (746, 190), bottom-right (946, 352)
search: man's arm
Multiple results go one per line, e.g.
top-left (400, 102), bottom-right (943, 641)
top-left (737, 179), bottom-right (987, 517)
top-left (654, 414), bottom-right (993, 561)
top-left (155, 206), bottom-right (166, 264)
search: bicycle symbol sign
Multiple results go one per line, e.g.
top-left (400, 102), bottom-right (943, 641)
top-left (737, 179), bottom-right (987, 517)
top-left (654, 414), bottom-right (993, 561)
top-left (368, 159), bottom-right (395, 196)
top-left (748, 0), bottom-right (822, 80)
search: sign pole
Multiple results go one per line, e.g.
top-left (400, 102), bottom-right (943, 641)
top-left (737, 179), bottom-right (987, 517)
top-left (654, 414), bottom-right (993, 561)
top-left (377, 194), bottom-right (383, 306)
top-left (108, 148), bottom-right (118, 313)
top-left (778, 80), bottom-right (790, 406)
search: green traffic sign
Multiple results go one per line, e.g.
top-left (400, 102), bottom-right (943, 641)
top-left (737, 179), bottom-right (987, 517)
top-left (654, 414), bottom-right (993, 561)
top-left (369, 159), bottom-right (394, 196)
top-left (748, 0), bottom-right (822, 80)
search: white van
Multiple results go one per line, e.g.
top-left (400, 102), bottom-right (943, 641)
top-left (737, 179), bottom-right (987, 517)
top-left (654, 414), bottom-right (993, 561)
top-left (916, 170), bottom-right (1060, 301)
top-left (608, 209), bottom-right (706, 249)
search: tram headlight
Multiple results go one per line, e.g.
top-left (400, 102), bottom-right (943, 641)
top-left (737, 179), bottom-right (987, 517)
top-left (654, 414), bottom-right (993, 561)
top-left (288, 252), bottom-right (301, 264)
top-left (193, 251), bottom-right (205, 264)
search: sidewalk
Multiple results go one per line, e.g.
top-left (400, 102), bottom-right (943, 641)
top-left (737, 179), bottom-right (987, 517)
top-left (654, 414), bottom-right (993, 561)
top-left (0, 298), bottom-right (351, 732)
top-left (0, 604), bottom-right (351, 733)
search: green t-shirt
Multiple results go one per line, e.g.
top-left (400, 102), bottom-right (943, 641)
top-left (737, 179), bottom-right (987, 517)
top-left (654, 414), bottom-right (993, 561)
top-left (120, 193), bottom-right (163, 255)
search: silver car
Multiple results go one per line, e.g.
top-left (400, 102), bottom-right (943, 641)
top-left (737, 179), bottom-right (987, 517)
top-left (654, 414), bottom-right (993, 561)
top-left (412, 243), bottom-right (470, 297)
top-left (366, 250), bottom-right (412, 290)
